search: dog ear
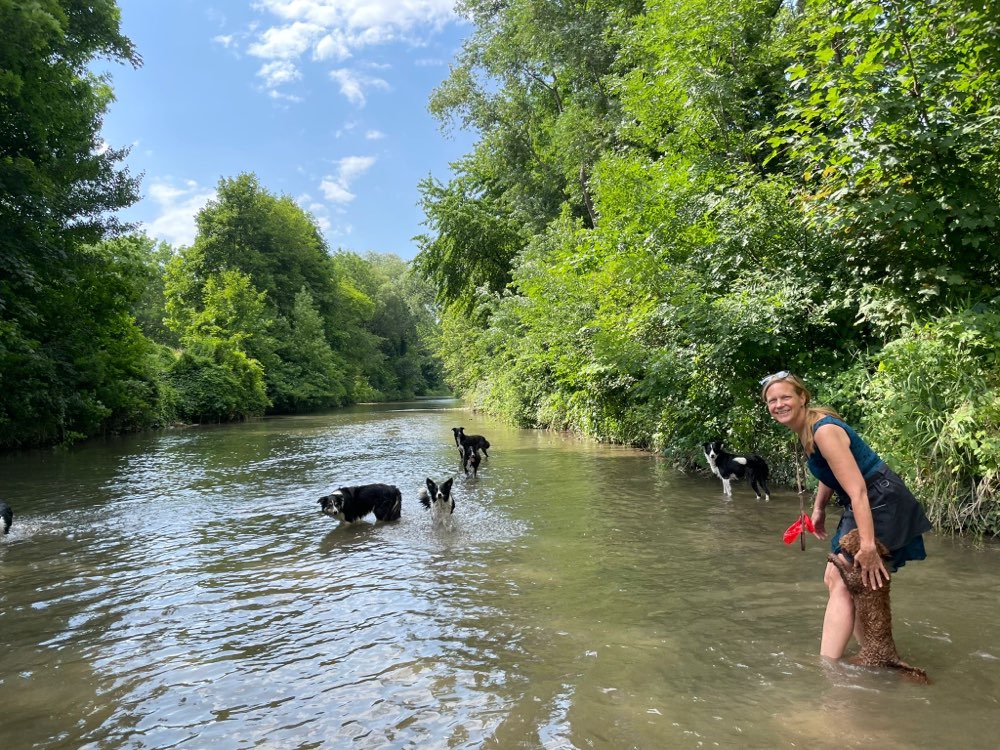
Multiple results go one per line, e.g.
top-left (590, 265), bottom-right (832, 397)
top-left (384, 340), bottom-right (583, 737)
top-left (425, 477), bottom-right (437, 494)
top-left (442, 477), bottom-right (454, 493)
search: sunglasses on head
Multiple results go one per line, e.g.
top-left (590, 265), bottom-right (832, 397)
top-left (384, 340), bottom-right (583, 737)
top-left (759, 370), bottom-right (791, 386)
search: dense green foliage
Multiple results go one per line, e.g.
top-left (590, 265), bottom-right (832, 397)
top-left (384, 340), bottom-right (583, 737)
top-left (1, 0), bottom-right (148, 447)
top-left (416, 0), bottom-right (1000, 535)
top-left (5, 0), bottom-right (999, 537)
top-left (1, 2), bottom-right (446, 449)
top-left (144, 174), bottom-right (449, 427)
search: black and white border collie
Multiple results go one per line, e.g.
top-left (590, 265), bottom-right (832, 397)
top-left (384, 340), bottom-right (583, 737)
top-left (1, 501), bottom-right (12, 535)
top-left (463, 447), bottom-right (481, 478)
top-left (455, 427), bottom-right (490, 459)
top-left (318, 483), bottom-right (402, 524)
top-left (702, 441), bottom-right (771, 501)
top-left (418, 477), bottom-right (455, 530)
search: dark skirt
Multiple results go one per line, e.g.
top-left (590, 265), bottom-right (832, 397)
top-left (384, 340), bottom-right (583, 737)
top-left (831, 464), bottom-right (932, 572)
top-left (832, 524), bottom-right (927, 572)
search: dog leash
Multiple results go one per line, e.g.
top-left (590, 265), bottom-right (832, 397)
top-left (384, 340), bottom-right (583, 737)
top-left (783, 509), bottom-right (815, 548)
top-left (782, 440), bottom-right (812, 550)
top-left (798, 490), bottom-right (807, 551)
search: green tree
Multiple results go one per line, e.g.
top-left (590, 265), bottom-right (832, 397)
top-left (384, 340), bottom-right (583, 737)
top-left (417, 0), bottom-right (643, 311)
top-left (131, 237), bottom-right (178, 347)
top-left (414, 168), bottom-right (524, 310)
top-left (768, 0), bottom-right (1000, 306)
top-left (1, 0), bottom-right (147, 448)
top-left (1, 238), bottom-right (172, 447)
top-left (268, 288), bottom-right (349, 412)
top-left (167, 270), bottom-right (271, 423)
top-left (615, 0), bottom-right (789, 173)
top-left (192, 173), bottom-right (339, 322)
top-left (419, 0), bottom-right (1000, 532)
top-left (184, 270), bottom-right (274, 358)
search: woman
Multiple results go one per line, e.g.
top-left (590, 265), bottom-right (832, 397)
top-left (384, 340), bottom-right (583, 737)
top-left (761, 371), bottom-right (932, 658)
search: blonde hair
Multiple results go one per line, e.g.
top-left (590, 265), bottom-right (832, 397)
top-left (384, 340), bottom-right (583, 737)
top-left (761, 373), bottom-right (840, 456)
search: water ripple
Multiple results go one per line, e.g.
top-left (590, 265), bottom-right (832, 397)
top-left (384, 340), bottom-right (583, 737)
top-left (3, 404), bottom-right (1000, 749)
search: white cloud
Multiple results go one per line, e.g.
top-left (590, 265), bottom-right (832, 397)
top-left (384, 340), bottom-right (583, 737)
top-left (248, 21), bottom-right (325, 59)
top-left (297, 193), bottom-right (333, 234)
top-left (258, 59), bottom-right (302, 88)
top-left (145, 179), bottom-right (216, 247)
top-left (329, 68), bottom-right (389, 106)
top-left (242, 0), bottom-right (460, 101)
top-left (333, 120), bottom-right (358, 139)
top-left (319, 179), bottom-right (354, 203)
top-left (339, 155), bottom-right (377, 181)
top-left (365, 129), bottom-right (384, 140)
top-left (315, 214), bottom-right (333, 233)
top-left (319, 155), bottom-right (376, 204)
top-left (313, 30), bottom-right (352, 61)
top-left (213, 34), bottom-right (235, 48)
top-left (268, 89), bottom-right (304, 103)
top-left (254, 0), bottom-right (456, 35)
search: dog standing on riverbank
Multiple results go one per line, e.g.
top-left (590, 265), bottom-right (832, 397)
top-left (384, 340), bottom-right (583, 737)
top-left (829, 529), bottom-right (930, 683)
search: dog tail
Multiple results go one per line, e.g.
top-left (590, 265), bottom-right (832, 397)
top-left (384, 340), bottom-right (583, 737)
top-left (418, 487), bottom-right (431, 510)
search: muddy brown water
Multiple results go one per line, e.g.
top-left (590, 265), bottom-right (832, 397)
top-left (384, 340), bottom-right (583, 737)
top-left (2, 399), bottom-right (999, 749)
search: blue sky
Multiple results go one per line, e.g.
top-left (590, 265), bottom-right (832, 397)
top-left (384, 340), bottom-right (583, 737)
top-left (100, 0), bottom-right (476, 260)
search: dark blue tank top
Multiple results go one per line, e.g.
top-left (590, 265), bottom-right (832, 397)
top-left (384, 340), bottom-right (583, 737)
top-left (806, 416), bottom-right (885, 504)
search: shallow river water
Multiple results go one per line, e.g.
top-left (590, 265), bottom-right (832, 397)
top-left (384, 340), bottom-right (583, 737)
top-left (1, 399), bottom-right (999, 749)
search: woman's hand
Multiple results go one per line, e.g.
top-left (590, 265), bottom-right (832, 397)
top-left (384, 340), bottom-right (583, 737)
top-left (810, 506), bottom-right (827, 540)
top-left (853, 542), bottom-right (890, 589)
top-left (811, 482), bottom-right (833, 540)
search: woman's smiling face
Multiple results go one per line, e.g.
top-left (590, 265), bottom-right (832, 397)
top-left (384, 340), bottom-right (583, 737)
top-left (765, 379), bottom-right (807, 429)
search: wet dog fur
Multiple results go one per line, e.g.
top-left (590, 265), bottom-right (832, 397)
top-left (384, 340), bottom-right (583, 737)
top-left (418, 477), bottom-right (455, 529)
top-left (1, 501), bottom-right (12, 535)
top-left (462, 446), bottom-right (481, 478)
top-left (829, 529), bottom-right (929, 683)
top-left (455, 427), bottom-right (490, 459)
top-left (318, 483), bottom-right (402, 523)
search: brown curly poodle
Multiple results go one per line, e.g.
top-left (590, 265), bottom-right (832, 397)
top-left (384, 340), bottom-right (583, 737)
top-left (828, 530), bottom-right (930, 684)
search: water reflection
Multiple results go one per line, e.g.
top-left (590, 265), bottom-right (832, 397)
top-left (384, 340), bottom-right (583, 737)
top-left (1, 401), bottom-right (999, 749)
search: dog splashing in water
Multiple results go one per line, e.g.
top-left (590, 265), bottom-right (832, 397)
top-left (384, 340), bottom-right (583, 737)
top-left (418, 477), bottom-right (455, 530)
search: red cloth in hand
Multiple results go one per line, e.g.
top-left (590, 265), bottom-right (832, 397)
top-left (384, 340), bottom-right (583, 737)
top-left (783, 514), bottom-right (815, 544)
